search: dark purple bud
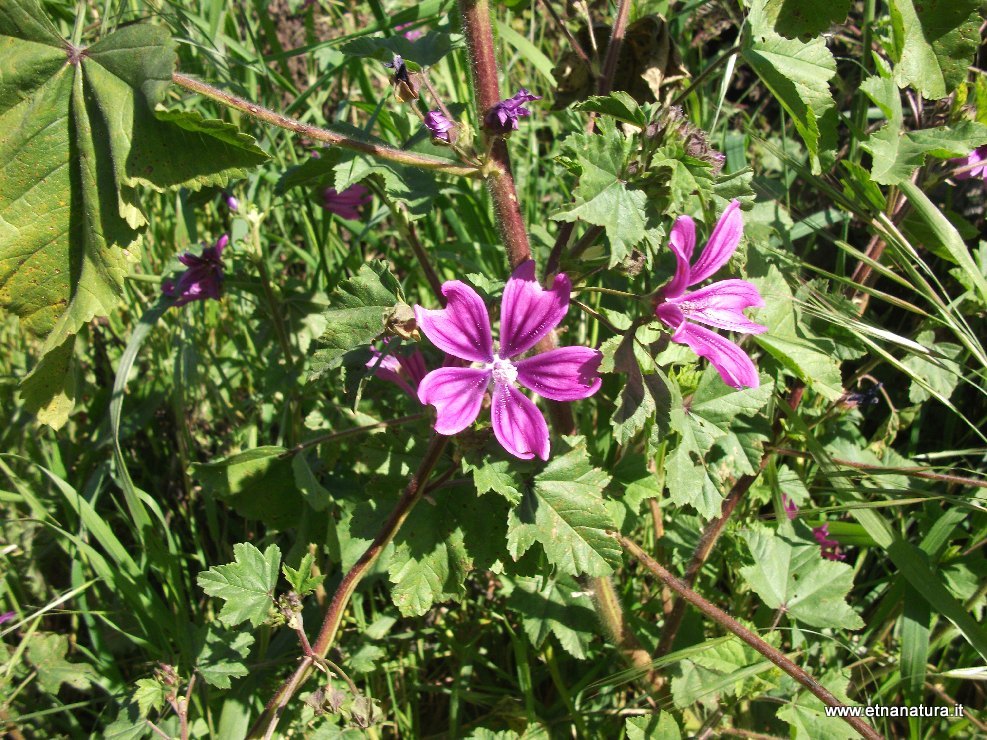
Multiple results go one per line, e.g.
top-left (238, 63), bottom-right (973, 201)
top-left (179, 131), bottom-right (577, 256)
top-left (163, 234), bottom-right (228, 308)
top-left (424, 110), bottom-right (456, 143)
top-left (483, 88), bottom-right (542, 134)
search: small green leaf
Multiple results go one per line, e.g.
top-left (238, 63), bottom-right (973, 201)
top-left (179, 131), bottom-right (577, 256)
top-left (197, 542), bottom-right (282, 628)
top-left (889, 0), bottom-right (980, 101)
top-left (26, 632), bottom-right (98, 694)
top-left (763, 0), bottom-right (850, 39)
top-left (133, 677), bottom-right (170, 718)
top-left (739, 523), bottom-right (864, 630)
top-left (340, 30), bottom-right (464, 67)
top-left (777, 672), bottom-right (856, 740)
top-left (190, 447), bottom-right (304, 531)
top-left (195, 627), bottom-right (254, 689)
top-left (334, 151), bottom-right (444, 221)
top-left (507, 437), bottom-right (619, 576)
top-left (752, 267), bottom-right (844, 401)
top-left (626, 712), bottom-right (681, 740)
top-left (507, 573), bottom-right (598, 659)
top-left (902, 331), bottom-right (964, 404)
top-left (463, 448), bottom-right (526, 505)
top-left (310, 261), bottom-right (407, 381)
top-left (282, 552), bottom-right (325, 596)
top-left (573, 92), bottom-right (648, 128)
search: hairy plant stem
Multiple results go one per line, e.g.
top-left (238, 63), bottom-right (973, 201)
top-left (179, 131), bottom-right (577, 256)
top-left (457, 0), bottom-right (533, 268)
top-left (248, 435), bottom-right (449, 739)
top-left (657, 385), bottom-right (805, 656)
top-left (171, 73), bottom-right (481, 179)
top-left (616, 533), bottom-right (883, 740)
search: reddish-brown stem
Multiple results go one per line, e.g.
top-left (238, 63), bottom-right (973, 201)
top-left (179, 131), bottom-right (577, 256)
top-left (598, 0), bottom-right (632, 96)
top-left (457, 0), bottom-right (533, 268)
top-left (657, 386), bottom-right (804, 655)
top-left (616, 533), bottom-right (883, 740)
top-left (171, 73), bottom-right (480, 179)
top-left (248, 435), bottom-right (449, 739)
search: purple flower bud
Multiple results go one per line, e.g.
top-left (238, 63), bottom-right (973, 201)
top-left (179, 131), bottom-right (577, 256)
top-left (424, 110), bottom-right (456, 143)
top-left (163, 234), bottom-right (228, 308)
top-left (224, 193), bottom-right (239, 212)
top-left (322, 184), bottom-right (372, 220)
top-left (0, 611), bottom-right (15, 626)
top-left (483, 89), bottom-right (542, 134)
top-left (782, 494), bottom-right (799, 520)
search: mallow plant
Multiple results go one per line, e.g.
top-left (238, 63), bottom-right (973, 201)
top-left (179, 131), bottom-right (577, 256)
top-left (1, 0), bottom-right (986, 738)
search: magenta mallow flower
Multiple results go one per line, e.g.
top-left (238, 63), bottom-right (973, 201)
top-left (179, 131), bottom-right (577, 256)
top-left (655, 199), bottom-right (766, 388)
top-left (782, 494), bottom-right (799, 520)
top-left (366, 344), bottom-right (429, 399)
top-left (813, 524), bottom-right (846, 561)
top-left (322, 185), bottom-right (371, 220)
top-left (483, 89), bottom-right (542, 134)
top-left (415, 261), bottom-right (602, 460)
top-left (424, 110), bottom-right (456, 143)
top-left (162, 234), bottom-right (227, 307)
top-left (952, 145), bottom-right (987, 181)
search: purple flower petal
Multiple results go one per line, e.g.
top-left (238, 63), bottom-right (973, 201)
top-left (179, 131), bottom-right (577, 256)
top-left (688, 199), bottom-right (742, 285)
top-left (663, 215), bottom-right (696, 300)
top-left (415, 281), bottom-right (494, 363)
top-left (953, 145), bottom-right (987, 181)
top-left (418, 367), bottom-right (491, 435)
top-left (0, 611), bottom-right (14, 626)
top-left (367, 349), bottom-right (418, 398)
top-left (672, 279), bottom-right (767, 334)
top-left (490, 382), bottom-right (550, 460)
top-left (515, 346), bottom-right (603, 401)
top-left (672, 321), bottom-right (760, 389)
top-left (498, 260), bottom-right (570, 358)
top-left (322, 185), bottom-right (371, 219)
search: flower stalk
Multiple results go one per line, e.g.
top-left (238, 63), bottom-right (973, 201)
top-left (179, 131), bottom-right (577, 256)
top-left (171, 73), bottom-right (481, 179)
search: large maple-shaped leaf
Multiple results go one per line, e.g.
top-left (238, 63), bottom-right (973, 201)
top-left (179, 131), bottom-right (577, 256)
top-left (1, 0), bottom-right (267, 422)
top-left (506, 436), bottom-right (619, 576)
top-left (739, 523), bottom-right (863, 630)
top-left (197, 542), bottom-right (281, 628)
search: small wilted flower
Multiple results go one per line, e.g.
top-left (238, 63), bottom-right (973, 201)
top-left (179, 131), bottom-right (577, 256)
top-left (322, 185), bottom-right (371, 220)
top-left (384, 54), bottom-right (419, 101)
top-left (782, 494), bottom-right (799, 520)
top-left (654, 200), bottom-right (766, 388)
top-left (424, 110), bottom-right (456, 143)
top-left (163, 234), bottom-right (228, 308)
top-left (813, 524), bottom-right (846, 561)
top-left (483, 89), bottom-right (542, 134)
top-left (366, 343), bottom-right (429, 399)
top-left (415, 260), bottom-right (602, 460)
